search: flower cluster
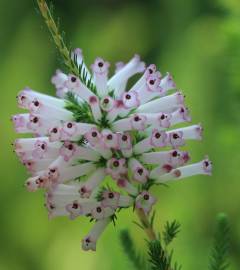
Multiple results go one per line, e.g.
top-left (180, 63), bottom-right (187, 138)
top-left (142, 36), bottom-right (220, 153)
top-left (12, 49), bottom-right (212, 251)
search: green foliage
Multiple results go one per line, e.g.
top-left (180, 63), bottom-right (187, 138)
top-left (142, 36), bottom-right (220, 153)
top-left (141, 178), bottom-right (156, 191)
top-left (64, 92), bottom-right (94, 123)
top-left (150, 210), bottom-right (156, 228)
top-left (108, 90), bottom-right (115, 98)
top-left (72, 55), bottom-right (97, 94)
top-left (120, 230), bottom-right (146, 270)
top-left (135, 132), bottom-right (147, 143)
top-left (64, 91), bottom-right (112, 129)
top-left (148, 240), bottom-right (181, 270)
top-left (209, 213), bottom-right (230, 270)
top-left (111, 149), bottom-right (124, 159)
top-left (147, 240), bottom-right (170, 270)
top-left (127, 108), bottom-right (137, 116)
top-left (95, 156), bottom-right (107, 168)
top-left (130, 130), bottom-right (147, 146)
top-left (132, 220), bottom-right (145, 230)
top-left (75, 174), bottom-right (88, 182)
top-left (95, 186), bottom-right (108, 201)
top-left (97, 110), bottom-right (111, 129)
top-left (37, 0), bottom-right (79, 76)
top-left (111, 214), bottom-right (118, 226)
top-left (163, 220), bottom-right (181, 246)
top-left (172, 262), bottom-right (182, 270)
top-left (76, 136), bottom-right (87, 146)
top-left (113, 109), bottom-right (137, 123)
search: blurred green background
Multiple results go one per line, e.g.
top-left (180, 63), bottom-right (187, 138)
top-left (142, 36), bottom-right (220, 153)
top-left (0, 0), bottom-right (239, 269)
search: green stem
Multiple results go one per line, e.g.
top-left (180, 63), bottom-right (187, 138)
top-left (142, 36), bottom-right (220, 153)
top-left (36, 0), bottom-right (79, 76)
top-left (135, 208), bottom-right (157, 241)
top-left (136, 209), bottom-right (174, 270)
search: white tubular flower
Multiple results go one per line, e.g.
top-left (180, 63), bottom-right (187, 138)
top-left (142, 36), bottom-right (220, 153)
top-left (71, 48), bottom-right (92, 83)
top-left (128, 158), bottom-right (149, 184)
top-left (100, 96), bottom-right (115, 112)
top-left (12, 114), bottom-right (30, 133)
top-left (114, 62), bottom-right (127, 94)
top-left (65, 75), bottom-right (95, 102)
top-left (51, 69), bottom-right (68, 97)
top-left (160, 72), bottom-right (176, 92)
top-left (59, 141), bottom-right (100, 162)
top-left (118, 132), bottom-right (133, 157)
top-left (116, 178), bottom-right (138, 195)
top-left (154, 158), bottom-right (212, 183)
top-left (78, 168), bottom-right (106, 198)
top-left (90, 205), bottom-right (115, 220)
top-left (47, 162), bottom-right (96, 185)
top-left (22, 158), bottom-right (54, 174)
top-left (137, 91), bottom-right (185, 113)
top-left (88, 96), bottom-right (102, 122)
top-left (91, 57), bottom-right (110, 97)
top-left (13, 49), bottom-right (211, 251)
top-left (135, 191), bottom-right (156, 214)
top-left (106, 158), bottom-right (127, 179)
top-left (108, 55), bottom-right (145, 97)
top-left (82, 218), bottom-right (111, 251)
top-left (101, 129), bottom-right (119, 149)
top-left (101, 190), bottom-right (133, 209)
top-left (140, 149), bottom-right (189, 170)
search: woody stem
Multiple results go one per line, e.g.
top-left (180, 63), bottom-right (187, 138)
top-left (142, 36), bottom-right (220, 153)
top-left (135, 208), bottom-right (157, 241)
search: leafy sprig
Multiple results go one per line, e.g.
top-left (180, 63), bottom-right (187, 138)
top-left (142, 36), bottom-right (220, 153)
top-left (163, 220), bottom-right (181, 246)
top-left (141, 178), bottom-right (156, 191)
top-left (97, 110), bottom-right (111, 129)
top-left (148, 239), bottom-right (182, 270)
top-left (37, 0), bottom-right (96, 92)
top-left (95, 156), bottom-right (107, 168)
top-left (73, 56), bottom-right (97, 94)
top-left (148, 240), bottom-right (171, 270)
top-left (37, 0), bottom-right (79, 75)
top-left (95, 186), bottom-right (108, 201)
top-left (64, 92), bottom-right (94, 123)
top-left (122, 209), bottom-right (181, 270)
top-left (76, 136), bottom-right (87, 146)
top-left (209, 213), bottom-right (230, 270)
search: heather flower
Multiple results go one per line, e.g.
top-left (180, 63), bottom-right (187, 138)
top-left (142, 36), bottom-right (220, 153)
top-left (13, 49), bottom-right (212, 251)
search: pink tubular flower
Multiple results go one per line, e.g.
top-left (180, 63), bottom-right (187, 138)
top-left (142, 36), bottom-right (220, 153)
top-left (106, 158), bottom-right (127, 179)
top-left (13, 49), bottom-right (212, 251)
top-left (135, 191), bottom-right (156, 214)
top-left (91, 57), bottom-right (110, 97)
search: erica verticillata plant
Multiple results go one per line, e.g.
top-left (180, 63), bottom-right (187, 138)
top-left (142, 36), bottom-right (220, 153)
top-left (12, 1), bottom-right (230, 269)
top-left (12, 0), bottom-right (211, 250)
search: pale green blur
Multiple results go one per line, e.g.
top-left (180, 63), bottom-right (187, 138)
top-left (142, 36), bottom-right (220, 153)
top-left (0, 0), bottom-right (239, 269)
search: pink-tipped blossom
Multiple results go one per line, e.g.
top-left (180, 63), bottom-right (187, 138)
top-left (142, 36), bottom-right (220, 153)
top-left (135, 191), bottom-right (156, 214)
top-left (13, 49), bottom-right (211, 251)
